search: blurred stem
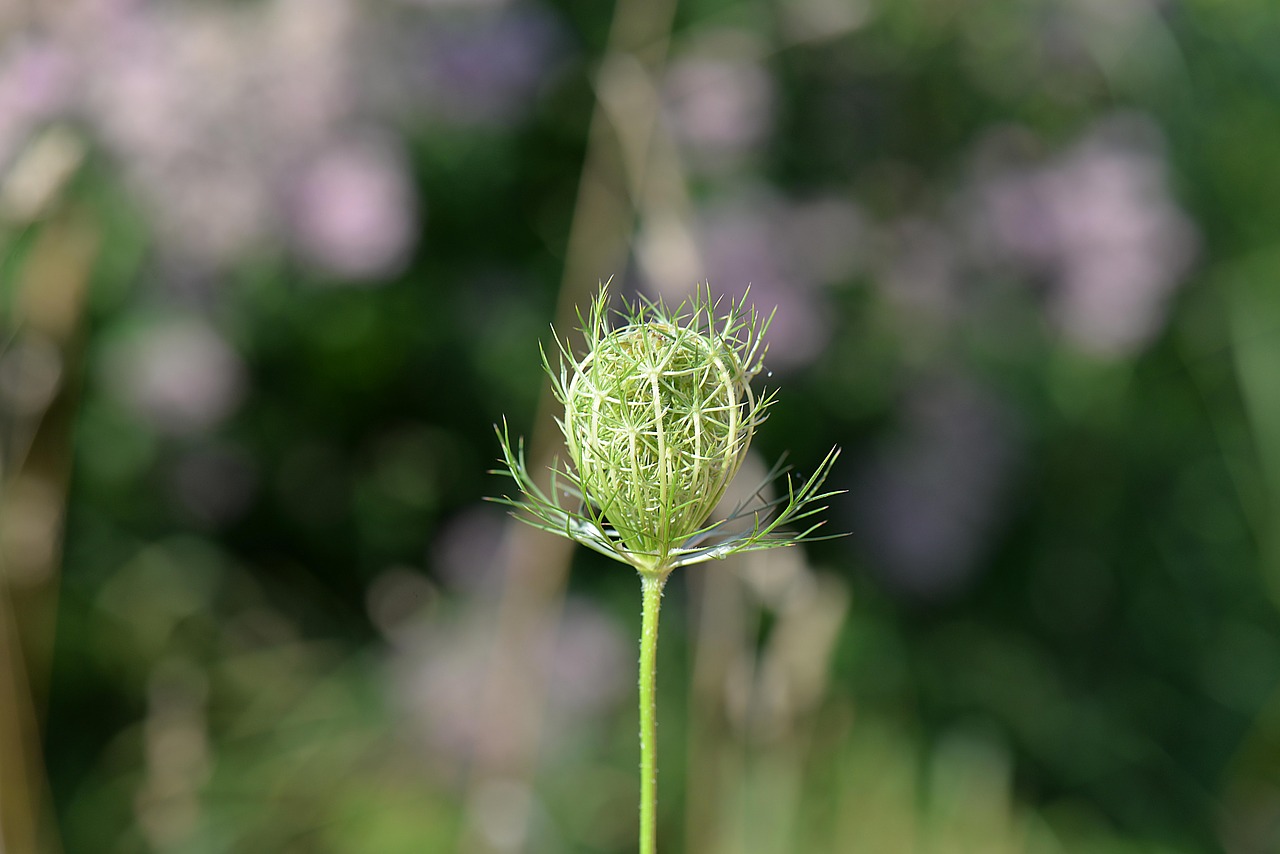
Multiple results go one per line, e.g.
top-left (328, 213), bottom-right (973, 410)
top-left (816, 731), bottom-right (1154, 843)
top-left (638, 569), bottom-right (667, 854)
top-left (0, 208), bottom-right (94, 854)
top-left (0, 589), bottom-right (41, 854)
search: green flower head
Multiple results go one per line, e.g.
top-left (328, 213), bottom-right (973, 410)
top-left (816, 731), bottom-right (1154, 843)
top-left (494, 284), bottom-right (839, 576)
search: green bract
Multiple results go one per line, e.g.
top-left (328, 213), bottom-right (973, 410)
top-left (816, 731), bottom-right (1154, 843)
top-left (494, 284), bottom-right (840, 576)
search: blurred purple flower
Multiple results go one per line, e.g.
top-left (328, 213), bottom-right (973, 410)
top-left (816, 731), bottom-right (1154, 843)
top-left (0, 38), bottom-right (76, 167)
top-left (650, 193), bottom-right (863, 369)
top-left (676, 210), bottom-right (821, 368)
top-left (80, 2), bottom-right (281, 262)
top-left (415, 6), bottom-right (565, 127)
top-left (103, 318), bottom-right (246, 435)
top-left (969, 115), bottom-right (1197, 356)
top-left (390, 611), bottom-right (490, 766)
top-left (288, 135), bottom-right (419, 280)
top-left (389, 595), bottom-right (629, 767)
top-left (544, 599), bottom-right (630, 728)
top-left (851, 375), bottom-right (1022, 601)
top-left (663, 35), bottom-right (775, 170)
top-left (5, 0), bottom-right (425, 271)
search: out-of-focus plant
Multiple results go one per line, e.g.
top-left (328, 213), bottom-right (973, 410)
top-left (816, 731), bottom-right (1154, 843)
top-left (493, 284), bottom-right (839, 853)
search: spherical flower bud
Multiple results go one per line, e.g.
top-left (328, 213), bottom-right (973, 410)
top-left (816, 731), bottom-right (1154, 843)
top-left (494, 284), bottom-right (839, 576)
top-left (562, 318), bottom-right (759, 561)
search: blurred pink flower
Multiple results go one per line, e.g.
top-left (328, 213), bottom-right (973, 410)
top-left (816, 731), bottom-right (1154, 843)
top-left (414, 6), bottom-right (565, 127)
top-left (970, 115), bottom-right (1197, 356)
top-left (104, 318), bottom-right (246, 435)
top-left (0, 38), bottom-right (77, 168)
top-left (6, 0), bottom-right (426, 271)
top-left (80, 2), bottom-right (284, 261)
top-left (852, 375), bottom-right (1022, 601)
top-left (388, 595), bottom-right (629, 767)
top-left (289, 135), bottom-right (419, 280)
top-left (663, 36), bottom-right (776, 169)
top-left (650, 193), bottom-right (863, 369)
top-left (544, 599), bottom-right (630, 727)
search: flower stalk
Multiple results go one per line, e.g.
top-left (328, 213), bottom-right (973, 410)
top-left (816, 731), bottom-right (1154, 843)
top-left (638, 570), bottom-right (665, 854)
top-left (491, 283), bottom-right (840, 851)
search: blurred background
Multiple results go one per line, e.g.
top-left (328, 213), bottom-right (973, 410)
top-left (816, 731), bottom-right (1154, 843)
top-left (2, 0), bottom-right (1280, 851)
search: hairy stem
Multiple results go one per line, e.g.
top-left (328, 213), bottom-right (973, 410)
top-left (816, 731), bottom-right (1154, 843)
top-left (638, 570), bottom-right (667, 854)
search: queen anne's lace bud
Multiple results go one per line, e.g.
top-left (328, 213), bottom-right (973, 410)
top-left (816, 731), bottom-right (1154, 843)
top-left (492, 285), bottom-right (841, 854)
top-left (494, 284), bottom-right (839, 576)
top-left (563, 318), bottom-right (760, 559)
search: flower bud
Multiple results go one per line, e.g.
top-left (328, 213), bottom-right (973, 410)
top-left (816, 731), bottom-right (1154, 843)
top-left (494, 283), bottom-right (837, 575)
top-left (561, 302), bottom-right (764, 564)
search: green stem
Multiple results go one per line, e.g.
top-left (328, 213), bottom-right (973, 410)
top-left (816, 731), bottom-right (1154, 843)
top-left (638, 570), bottom-right (667, 854)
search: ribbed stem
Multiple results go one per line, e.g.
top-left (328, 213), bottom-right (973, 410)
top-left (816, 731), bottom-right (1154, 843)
top-left (638, 570), bottom-right (667, 854)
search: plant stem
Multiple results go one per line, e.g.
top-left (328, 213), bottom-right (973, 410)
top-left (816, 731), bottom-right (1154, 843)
top-left (638, 570), bottom-right (667, 854)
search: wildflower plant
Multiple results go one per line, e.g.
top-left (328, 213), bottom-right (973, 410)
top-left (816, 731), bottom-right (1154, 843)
top-left (492, 284), bottom-right (839, 853)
